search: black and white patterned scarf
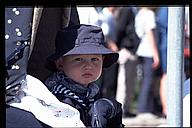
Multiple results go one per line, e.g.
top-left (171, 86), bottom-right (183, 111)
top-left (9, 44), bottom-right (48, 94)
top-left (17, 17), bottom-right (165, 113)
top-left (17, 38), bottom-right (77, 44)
top-left (45, 71), bottom-right (100, 110)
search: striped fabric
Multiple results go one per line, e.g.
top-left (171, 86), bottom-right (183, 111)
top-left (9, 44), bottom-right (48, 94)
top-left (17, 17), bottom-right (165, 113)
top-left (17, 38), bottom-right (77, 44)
top-left (51, 84), bottom-right (87, 108)
top-left (45, 71), bottom-right (100, 109)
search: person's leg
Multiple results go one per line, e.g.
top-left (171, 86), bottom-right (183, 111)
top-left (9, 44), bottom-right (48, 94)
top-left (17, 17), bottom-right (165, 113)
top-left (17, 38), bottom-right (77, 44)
top-left (101, 63), bottom-right (119, 98)
top-left (159, 47), bottom-right (167, 116)
top-left (137, 57), bottom-right (154, 113)
top-left (116, 64), bottom-right (126, 111)
top-left (160, 73), bottom-right (167, 115)
top-left (123, 59), bottom-right (138, 117)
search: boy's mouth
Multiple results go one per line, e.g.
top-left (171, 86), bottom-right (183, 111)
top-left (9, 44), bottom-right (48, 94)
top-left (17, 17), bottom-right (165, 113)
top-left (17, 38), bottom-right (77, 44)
top-left (82, 73), bottom-right (93, 78)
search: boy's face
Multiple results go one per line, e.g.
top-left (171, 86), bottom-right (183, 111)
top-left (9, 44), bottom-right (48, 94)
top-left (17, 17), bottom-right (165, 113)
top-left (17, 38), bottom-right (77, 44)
top-left (55, 54), bottom-right (103, 87)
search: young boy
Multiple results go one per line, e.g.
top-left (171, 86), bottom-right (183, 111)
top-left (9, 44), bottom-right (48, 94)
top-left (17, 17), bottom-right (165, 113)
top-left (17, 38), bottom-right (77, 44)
top-left (45, 24), bottom-right (124, 127)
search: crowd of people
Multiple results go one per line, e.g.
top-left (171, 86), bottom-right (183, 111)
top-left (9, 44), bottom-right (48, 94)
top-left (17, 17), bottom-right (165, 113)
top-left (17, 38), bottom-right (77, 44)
top-left (5, 6), bottom-right (190, 127)
top-left (77, 6), bottom-right (190, 119)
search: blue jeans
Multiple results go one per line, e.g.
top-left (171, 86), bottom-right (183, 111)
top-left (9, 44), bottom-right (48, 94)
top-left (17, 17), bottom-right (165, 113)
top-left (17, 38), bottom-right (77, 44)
top-left (137, 57), bottom-right (155, 113)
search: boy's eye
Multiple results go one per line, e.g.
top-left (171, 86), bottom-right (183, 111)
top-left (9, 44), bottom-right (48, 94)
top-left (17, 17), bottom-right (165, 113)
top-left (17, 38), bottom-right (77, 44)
top-left (72, 56), bottom-right (102, 64)
top-left (91, 58), bottom-right (100, 61)
top-left (74, 58), bottom-right (83, 61)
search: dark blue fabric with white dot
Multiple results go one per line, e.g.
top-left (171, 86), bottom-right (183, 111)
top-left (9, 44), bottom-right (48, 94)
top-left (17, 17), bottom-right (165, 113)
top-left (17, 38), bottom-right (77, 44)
top-left (5, 7), bottom-right (33, 95)
top-left (5, 8), bottom-right (33, 60)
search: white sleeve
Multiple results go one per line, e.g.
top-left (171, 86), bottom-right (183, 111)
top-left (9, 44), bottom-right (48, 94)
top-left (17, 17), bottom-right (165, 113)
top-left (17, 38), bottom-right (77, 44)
top-left (144, 10), bottom-right (156, 32)
top-left (77, 7), bottom-right (90, 24)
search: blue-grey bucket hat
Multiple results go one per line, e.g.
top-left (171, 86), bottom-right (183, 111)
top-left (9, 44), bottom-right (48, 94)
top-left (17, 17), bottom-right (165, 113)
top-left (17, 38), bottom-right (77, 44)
top-left (46, 24), bottom-right (119, 71)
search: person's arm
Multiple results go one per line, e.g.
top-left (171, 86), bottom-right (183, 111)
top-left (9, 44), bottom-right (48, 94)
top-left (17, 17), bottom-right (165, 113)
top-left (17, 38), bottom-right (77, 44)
top-left (144, 8), bottom-right (160, 69)
top-left (106, 40), bottom-right (119, 52)
top-left (146, 29), bottom-right (159, 69)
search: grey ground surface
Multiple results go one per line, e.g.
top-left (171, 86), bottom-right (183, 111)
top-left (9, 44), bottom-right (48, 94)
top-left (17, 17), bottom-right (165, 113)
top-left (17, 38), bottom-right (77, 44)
top-left (123, 113), bottom-right (167, 127)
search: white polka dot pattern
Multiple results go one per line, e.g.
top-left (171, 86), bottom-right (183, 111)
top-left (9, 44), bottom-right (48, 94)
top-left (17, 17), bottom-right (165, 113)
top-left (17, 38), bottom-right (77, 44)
top-left (5, 34), bottom-right (9, 39)
top-left (17, 31), bottom-right (22, 36)
top-left (8, 19), bottom-right (12, 24)
top-left (15, 28), bottom-right (20, 32)
top-left (11, 64), bottom-right (20, 69)
top-left (12, 8), bottom-right (17, 12)
top-left (5, 7), bottom-right (34, 90)
top-left (15, 10), bottom-right (20, 15)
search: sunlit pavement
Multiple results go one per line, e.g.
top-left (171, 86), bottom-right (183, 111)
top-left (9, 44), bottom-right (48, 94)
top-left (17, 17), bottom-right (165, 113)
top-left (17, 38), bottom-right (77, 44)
top-left (122, 113), bottom-right (167, 127)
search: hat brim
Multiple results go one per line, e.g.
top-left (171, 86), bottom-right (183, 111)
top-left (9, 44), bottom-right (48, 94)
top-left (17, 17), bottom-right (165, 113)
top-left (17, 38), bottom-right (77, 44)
top-left (45, 44), bottom-right (119, 71)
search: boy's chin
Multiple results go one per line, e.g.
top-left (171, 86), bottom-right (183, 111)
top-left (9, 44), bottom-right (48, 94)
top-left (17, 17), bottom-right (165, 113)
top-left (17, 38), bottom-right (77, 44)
top-left (79, 80), bottom-right (95, 87)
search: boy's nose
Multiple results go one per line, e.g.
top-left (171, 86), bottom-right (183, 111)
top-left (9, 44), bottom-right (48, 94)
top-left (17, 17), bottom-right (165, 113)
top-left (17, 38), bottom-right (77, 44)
top-left (84, 61), bottom-right (93, 69)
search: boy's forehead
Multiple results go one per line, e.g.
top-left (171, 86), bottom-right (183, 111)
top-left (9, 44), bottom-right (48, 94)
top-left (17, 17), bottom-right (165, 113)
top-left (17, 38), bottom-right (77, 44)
top-left (64, 54), bottom-right (103, 58)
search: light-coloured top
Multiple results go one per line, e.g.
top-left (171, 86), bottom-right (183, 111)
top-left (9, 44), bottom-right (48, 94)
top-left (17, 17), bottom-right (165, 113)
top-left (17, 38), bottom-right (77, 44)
top-left (135, 8), bottom-right (156, 57)
top-left (77, 7), bottom-right (100, 26)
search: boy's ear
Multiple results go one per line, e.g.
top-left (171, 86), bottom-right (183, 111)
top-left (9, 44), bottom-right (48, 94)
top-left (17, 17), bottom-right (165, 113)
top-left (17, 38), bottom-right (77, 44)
top-left (54, 59), bottom-right (63, 70)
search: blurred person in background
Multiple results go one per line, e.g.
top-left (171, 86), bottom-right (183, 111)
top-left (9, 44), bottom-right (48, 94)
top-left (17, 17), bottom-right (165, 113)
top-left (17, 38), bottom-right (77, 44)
top-left (183, 78), bottom-right (190, 127)
top-left (115, 6), bottom-right (139, 118)
top-left (134, 7), bottom-right (160, 118)
top-left (99, 6), bottom-right (120, 98)
top-left (184, 5), bottom-right (190, 79)
top-left (156, 6), bottom-right (168, 118)
top-left (76, 6), bottom-right (103, 27)
top-left (183, 6), bottom-right (190, 127)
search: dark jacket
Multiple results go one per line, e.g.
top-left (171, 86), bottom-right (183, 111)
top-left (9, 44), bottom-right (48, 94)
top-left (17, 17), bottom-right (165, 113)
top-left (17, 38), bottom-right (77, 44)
top-left (116, 7), bottom-right (140, 54)
top-left (45, 73), bottom-right (124, 128)
top-left (60, 88), bottom-right (123, 127)
top-left (6, 105), bottom-right (50, 128)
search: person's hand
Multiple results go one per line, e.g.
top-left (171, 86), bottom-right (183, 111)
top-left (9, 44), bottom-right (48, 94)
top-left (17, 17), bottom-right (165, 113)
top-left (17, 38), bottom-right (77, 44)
top-left (152, 53), bottom-right (159, 69)
top-left (107, 40), bottom-right (119, 52)
top-left (118, 48), bottom-right (137, 64)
